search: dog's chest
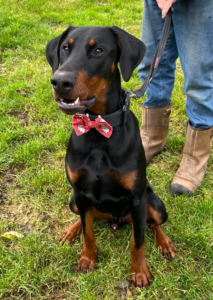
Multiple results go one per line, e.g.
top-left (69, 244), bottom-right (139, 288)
top-left (69, 148), bottom-right (133, 205)
top-left (85, 149), bottom-right (112, 173)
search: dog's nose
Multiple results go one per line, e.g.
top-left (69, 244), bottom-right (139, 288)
top-left (51, 72), bottom-right (75, 94)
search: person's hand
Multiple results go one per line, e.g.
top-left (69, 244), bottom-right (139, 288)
top-left (156, 0), bottom-right (177, 18)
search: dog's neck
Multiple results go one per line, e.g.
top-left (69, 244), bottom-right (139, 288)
top-left (105, 72), bottom-right (123, 114)
top-left (86, 70), bottom-right (123, 116)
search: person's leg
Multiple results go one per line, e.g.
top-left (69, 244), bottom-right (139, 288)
top-left (172, 0), bottom-right (213, 129)
top-left (138, 0), bottom-right (178, 163)
top-left (170, 0), bottom-right (213, 196)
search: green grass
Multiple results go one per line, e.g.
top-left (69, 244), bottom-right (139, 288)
top-left (0, 0), bottom-right (213, 299)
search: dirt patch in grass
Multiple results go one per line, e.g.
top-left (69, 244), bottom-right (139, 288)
top-left (15, 112), bottom-right (29, 126)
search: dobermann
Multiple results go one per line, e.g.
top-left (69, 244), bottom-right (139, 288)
top-left (46, 26), bottom-right (176, 289)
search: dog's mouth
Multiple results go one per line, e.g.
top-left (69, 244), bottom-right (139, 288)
top-left (58, 96), bottom-right (96, 115)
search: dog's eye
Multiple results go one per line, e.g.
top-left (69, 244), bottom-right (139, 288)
top-left (63, 46), bottom-right (69, 53)
top-left (94, 48), bottom-right (103, 55)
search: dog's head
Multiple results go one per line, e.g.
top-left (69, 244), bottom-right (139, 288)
top-left (46, 26), bottom-right (145, 115)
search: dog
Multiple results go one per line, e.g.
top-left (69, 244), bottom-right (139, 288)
top-left (46, 26), bottom-right (176, 289)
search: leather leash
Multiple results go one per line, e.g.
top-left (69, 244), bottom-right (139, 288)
top-left (130, 9), bottom-right (172, 99)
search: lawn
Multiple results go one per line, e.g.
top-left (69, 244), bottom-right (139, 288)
top-left (0, 0), bottom-right (213, 299)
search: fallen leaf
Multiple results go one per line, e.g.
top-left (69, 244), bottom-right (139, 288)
top-left (1, 231), bottom-right (24, 240)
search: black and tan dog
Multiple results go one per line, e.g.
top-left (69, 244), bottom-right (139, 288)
top-left (46, 26), bottom-right (176, 288)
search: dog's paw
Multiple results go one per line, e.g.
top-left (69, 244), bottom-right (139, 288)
top-left (157, 237), bottom-right (176, 261)
top-left (59, 223), bottom-right (82, 245)
top-left (131, 270), bottom-right (153, 289)
top-left (77, 255), bottom-right (96, 272)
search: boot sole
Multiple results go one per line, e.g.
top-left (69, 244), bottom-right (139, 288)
top-left (170, 183), bottom-right (192, 198)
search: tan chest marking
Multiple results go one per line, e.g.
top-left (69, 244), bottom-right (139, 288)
top-left (110, 170), bottom-right (137, 190)
top-left (66, 165), bottom-right (86, 184)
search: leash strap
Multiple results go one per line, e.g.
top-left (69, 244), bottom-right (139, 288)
top-left (130, 9), bottom-right (172, 100)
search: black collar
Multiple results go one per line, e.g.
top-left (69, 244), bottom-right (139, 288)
top-left (84, 89), bottom-right (130, 127)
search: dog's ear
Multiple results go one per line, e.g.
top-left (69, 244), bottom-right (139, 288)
top-left (111, 26), bottom-right (146, 82)
top-left (45, 26), bottom-right (74, 73)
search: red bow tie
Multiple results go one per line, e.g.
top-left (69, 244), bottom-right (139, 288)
top-left (72, 114), bottom-right (113, 138)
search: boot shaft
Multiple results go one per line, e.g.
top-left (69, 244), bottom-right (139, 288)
top-left (171, 122), bottom-right (213, 195)
top-left (140, 104), bottom-right (171, 164)
top-left (183, 122), bottom-right (213, 173)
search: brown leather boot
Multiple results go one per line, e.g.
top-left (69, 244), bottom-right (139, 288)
top-left (170, 122), bottom-right (213, 197)
top-left (140, 103), bottom-right (171, 165)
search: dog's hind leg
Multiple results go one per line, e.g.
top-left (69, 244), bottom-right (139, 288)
top-left (60, 195), bottom-right (113, 245)
top-left (60, 217), bottom-right (82, 245)
top-left (146, 180), bottom-right (176, 261)
top-left (59, 195), bottom-right (82, 244)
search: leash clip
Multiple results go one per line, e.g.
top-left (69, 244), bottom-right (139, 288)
top-left (128, 88), bottom-right (140, 100)
top-left (129, 90), bottom-right (138, 99)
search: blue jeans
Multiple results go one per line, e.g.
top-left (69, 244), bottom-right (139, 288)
top-left (138, 0), bottom-right (213, 129)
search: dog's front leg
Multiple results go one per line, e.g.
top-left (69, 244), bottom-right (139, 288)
top-left (77, 209), bottom-right (97, 272)
top-left (75, 192), bottom-right (97, 272)
top-left (130, 194), bottom-right (153, 289)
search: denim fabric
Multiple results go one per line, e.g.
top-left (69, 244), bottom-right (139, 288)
top-left (138, 0), bottom-right (213, 129)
